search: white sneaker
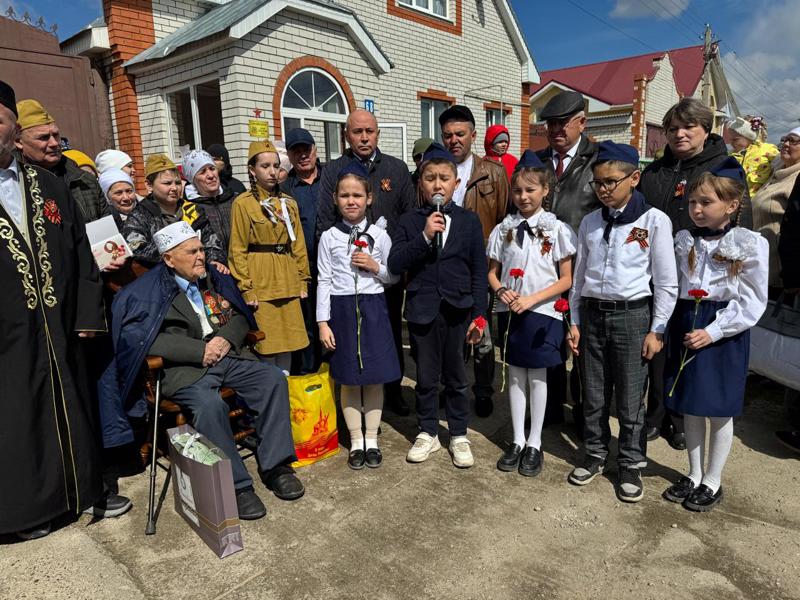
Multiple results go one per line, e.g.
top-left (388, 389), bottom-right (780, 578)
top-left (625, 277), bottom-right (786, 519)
top-left (406, 432), bottom-right (441, 463)
top-left (449, 436), bottom-right (474, 468)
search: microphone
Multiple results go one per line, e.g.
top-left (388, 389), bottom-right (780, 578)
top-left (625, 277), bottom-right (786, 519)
top-left (432, 193), bottom-right (444, 252)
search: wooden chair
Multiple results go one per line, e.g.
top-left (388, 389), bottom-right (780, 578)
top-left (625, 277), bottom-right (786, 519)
top-left (142, 330), bottom-right (265, 535)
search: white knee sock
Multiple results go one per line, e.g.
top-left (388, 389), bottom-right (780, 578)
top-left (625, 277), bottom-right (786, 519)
top-left (340, 385), bottom-right (364, 451)
top-left (683, 414), bottom-right (706, 486)
top-left (703, 417), bottom-right (733, 493)
top-left (526, 368), bottom-right (548, 450)
top-left (508, 365), bottom-right (527, 448)
top-left (362, 384), bottom-right (383, 450)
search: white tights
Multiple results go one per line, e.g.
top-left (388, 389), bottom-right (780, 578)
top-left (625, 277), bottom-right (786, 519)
top-left (684, 414), bottom-right (734, 494)
top-left (508, 365), bottom-right (548, 450)
top-left (341, 384), bottom-right (383, 451)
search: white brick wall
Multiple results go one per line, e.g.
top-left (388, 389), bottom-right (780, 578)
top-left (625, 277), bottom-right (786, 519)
top-left (644, 57), bottom-right (680, 129)
top-left (132, 0), bottom-right (529, 178)
top-left (151, 0), bottom-right (207, 42)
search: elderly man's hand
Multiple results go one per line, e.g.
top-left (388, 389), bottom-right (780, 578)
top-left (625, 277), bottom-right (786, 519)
top-left (202, 336), bottom-right (232, 366)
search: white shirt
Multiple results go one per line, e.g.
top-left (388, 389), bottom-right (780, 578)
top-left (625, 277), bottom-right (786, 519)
top-left (0, 158), bottom-right (24, 229)
top-left (570, 205), bottom-right (678, 333)
top-left (674, 228), bottom-right (768, 343)
top-left (551, 139), bottom-right (581, 175)
top-left (486, 210), bottom-right (577, 319)
top-left (316, 218), bottom-right (399, 322)
top-left (453, 154), bottom-right (474, 207)
top-left (422, 211), bottom-right (453, 249)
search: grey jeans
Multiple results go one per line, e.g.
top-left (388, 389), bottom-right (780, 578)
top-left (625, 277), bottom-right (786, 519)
top-left (578, 301), bottom-right (650, 467)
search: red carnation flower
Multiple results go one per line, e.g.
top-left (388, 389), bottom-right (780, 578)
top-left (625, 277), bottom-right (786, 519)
top-left (509, 268), bottom-right (525, 278)
top-left (353, 240), bottom-right (368, 249)
top-left (473, 315), bottom-right (487, 331)
top-left (554, 298), bottom-right (570, 313)
top-left (687, 289), bottom-right (708, 299)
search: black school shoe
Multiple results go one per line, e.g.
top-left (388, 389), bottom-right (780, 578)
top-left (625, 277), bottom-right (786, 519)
top-left (568, 455), bottom-right (606, 485)
top-left (669, 432), bottom-right (687, 450)
top-left (16, 521), bottom-right (52, 541)
top-left (518, 446), bottom-right (543, 478)
top-left (683, 484), bottom-right (723, 512)
top-left (365, 448), bottom-right (383, 468)
top-left (497, 443), bottom-right (522, 472)
top-left (348, 449), bottom-right (366, 470)
top-left (645, 426), bottom-right (661, 441)
top-left (263, 466), bottom-right (305, 501)
top-left (235, 488), bottom-right (267, 520)
top-left (663, 476), bottom-right (696, 503)
top-left (616, 467), bottom-right (643, 503)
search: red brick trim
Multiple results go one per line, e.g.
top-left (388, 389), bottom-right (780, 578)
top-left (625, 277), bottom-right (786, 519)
top-left (387, 0), bottom-right (462, 36)
top-left (416, 88), bottom-right (455, 104)
top-left (483, 101), bottom-right (513, 115)
top-left (103, 0), bottom-right (155, 195)
top-left (520, 83), bottom-right (532, 154)
top-left (630, 73), bottom-right (648, 155)
top-left (272, 56), bottom-right (356, 141)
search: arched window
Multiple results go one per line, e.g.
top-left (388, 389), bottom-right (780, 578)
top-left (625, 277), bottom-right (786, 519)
top-left (281, 68), bottom-right (348, 162)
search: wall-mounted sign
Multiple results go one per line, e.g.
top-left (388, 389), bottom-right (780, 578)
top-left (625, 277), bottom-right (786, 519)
top-left (249, 120), bottom-right (269, 138)
top-left (364, 98), bottom-right (375, 113)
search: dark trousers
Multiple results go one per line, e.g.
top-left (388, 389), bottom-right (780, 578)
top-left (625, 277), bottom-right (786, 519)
top-left (646, 344), bottom-right (684, 433)
top-left (293, 283), bottom-right (322, 375)
top-left (409, 303), bottom-right (471, 437)
top-left (579, 302), bottom-right (650, 467)
top-left (472, 291), bottom-right (496, 399)
top-left (384, 282), bottom-right (406, 398)
top-left (170, 356), bottom-right (297, 490)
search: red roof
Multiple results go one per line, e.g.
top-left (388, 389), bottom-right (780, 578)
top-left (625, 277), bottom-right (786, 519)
top-left (531, 46), bottom-right (705, 106)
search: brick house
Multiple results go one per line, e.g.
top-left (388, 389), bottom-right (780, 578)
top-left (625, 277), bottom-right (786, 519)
top-left (528, 45), bottom-right (737, 159)
top-left (61, 0), bottom-right (538, 191)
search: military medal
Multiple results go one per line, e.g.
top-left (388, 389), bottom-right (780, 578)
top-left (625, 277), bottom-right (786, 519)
top-left (674, 179), bottom-right (687, 198)
top-left (381, 178), bottom-right (392, 192)
top-left (625, 227), bottom-right (649, 249)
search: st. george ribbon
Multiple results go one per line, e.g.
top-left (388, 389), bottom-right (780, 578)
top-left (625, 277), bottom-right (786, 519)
top-left (432, 193), bottom-right (444, 253)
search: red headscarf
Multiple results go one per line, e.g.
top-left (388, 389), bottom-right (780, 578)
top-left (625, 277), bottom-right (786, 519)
top-left (484, 124), bottom-right (518, 181)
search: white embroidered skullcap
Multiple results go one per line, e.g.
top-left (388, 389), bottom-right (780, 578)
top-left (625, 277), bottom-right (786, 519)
top-left (95, 149), bottom-right (133, 174)
top-left (98, 168), bottom-right (134, 201)
top-left (153, 221), bottom-right (201, 254)
top-left (181, 149), bottom-right (215, 183)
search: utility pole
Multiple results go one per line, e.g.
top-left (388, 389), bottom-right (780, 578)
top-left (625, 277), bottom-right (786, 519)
top-left (701, 23), bottom-right (713, 106)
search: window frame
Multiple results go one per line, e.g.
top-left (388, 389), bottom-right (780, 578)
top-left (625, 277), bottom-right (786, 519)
top-left (420, 98), bottom-right (452, 144)
top-left (397, 0), bottom-right (449, 20)
top-left (163, 74), bottom-right (221, 159)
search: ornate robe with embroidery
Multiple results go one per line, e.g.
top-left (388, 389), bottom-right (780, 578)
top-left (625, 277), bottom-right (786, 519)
top-left (0, 163), bottom-right (106, 533)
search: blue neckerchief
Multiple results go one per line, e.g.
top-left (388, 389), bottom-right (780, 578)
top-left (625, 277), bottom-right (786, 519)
top-left (691, 222), bottom-right (733, 238)
top-left (333, 220), bottom-right (375, 251)
top-left (601, 190), bottom-right (651, 243)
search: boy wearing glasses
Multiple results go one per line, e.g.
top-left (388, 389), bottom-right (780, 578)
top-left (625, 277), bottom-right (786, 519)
top-left (566, 141), bottom-right (678, 503)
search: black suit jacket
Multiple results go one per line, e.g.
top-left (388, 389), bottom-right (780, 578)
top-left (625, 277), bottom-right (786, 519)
top-left (388, 205), bottom-right (488, 325)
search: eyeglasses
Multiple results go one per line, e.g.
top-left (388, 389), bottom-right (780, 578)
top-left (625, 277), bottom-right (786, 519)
top-left (589, 172), bottom-right (635, 192)
top-left (545, 114), bottom-right (583, 131)
top-left (780, 136), bottom-right (800, 146)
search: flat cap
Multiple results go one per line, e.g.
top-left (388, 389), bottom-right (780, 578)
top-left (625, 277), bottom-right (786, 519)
top-left (438, 104), bottom-right (475, 127)
top-left (539, 91), bottom-right (586, 121)
top-left (16, 99), bottom-right (55, 130)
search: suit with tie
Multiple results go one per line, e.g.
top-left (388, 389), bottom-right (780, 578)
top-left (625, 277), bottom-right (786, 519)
top-left (388, 204), bottom-right (487, 437)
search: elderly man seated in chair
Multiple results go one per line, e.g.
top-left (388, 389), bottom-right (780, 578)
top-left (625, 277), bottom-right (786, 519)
top-left (111, 221), bottom-right (303, 520)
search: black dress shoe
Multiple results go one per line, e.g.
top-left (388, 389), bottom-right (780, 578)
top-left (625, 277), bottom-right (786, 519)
top-left (365, 448), bottom-right (383, 468)
top-left (235, 488), bottom-right (267, 520)
top-left (518, 446), bottom-right (543, 478)
top-left (264, 470), bottom-right (305, 501)
top-left (683, 484), bottom-right (723, 512)
top-left (348, 449), bottom-right (366, 470)
top-left (16, 521), bottom-right (52, 541)
top-left (776, 430), bottom-right (800, 454)
top-left (663, 476), bottom-right (696, 503)
top-left (475, 396), bottom-right (494, 418)
top-left (83, 491), bottom-right (133, 518)
top-left (669, 432), bottom-right (687, 450)
top-left (645, 426), bottom-right (660, 441)
top-left (496, 443), bottom-right (522, 472)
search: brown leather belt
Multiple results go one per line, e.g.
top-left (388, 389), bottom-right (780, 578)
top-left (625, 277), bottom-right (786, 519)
top-left (248, 243), bottom-right (289, 254)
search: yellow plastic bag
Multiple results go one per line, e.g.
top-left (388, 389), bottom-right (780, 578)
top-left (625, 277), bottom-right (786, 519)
top-left (287, 363), bottom-right (339, 467)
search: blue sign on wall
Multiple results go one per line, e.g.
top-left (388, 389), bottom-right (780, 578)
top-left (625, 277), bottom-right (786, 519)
top-left (364, 98), bottom-right (375, 113)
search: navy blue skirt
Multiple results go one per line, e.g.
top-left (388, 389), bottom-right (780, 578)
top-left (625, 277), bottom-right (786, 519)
top-left (664, 299), bottom-right (749, 417)
top-left (498, 310), bottom-right (566, 369)
top-left (328, 293), bottom-right (401, 386)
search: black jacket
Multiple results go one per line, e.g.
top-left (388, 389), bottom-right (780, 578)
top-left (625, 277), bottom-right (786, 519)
top-left (388, 205), bottom-right (487, 325)
top-left (537, 135), bottom-right (601, 234)
top-left (51, 155), bottom-right (110, 223)
top-left (184, 186), bottom-right (237, 258)
top-left (779, 175), bottom-right (800, 289)
top-left (639, 134), bottom-right (753, 233)
top-left (316, 149), bottom-right (416, 241)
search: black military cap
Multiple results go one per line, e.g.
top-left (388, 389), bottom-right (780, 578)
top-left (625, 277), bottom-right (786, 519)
top-left (0, 80), bottom-right (17, 117)
top-left (438, 104), bottom-right (475, 127)
top-left (539, 90), bottom-right (586, 121)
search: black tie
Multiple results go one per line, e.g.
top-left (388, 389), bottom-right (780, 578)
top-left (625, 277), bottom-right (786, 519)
top-left (691, 223), bottom-right (733, 238)
top-left (516, 221), bottom-right (533, 246)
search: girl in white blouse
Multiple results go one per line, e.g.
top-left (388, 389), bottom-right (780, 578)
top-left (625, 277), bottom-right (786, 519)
top-left (316, 161), bottom-right (400, 470)
top-left (663, 157), bottom-right (768, 512)
top-left (487, 151), bottom-right (577, 477)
